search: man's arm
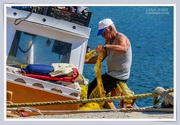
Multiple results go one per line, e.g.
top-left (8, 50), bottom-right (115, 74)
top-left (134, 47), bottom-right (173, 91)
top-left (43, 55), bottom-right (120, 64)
top-left (105, 35), bottom-right (130, 54)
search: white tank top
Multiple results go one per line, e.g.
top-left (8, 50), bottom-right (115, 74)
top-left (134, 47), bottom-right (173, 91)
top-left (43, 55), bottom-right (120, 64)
top-left (107, 33), bottom-right (132, 80)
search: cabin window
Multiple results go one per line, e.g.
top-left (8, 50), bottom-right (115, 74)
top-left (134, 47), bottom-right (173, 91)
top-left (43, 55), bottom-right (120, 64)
top-left (7, 30), bottom-right (72, 67)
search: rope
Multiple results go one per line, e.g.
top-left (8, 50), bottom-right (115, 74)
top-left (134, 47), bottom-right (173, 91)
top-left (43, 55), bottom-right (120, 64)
top-left (18, 36), bottom-right (36, 53)
top-left (153, 87), bottom-right (173, 106)
top-left (117, 108), bottom-right (173, 113)
top-left (7, 107), bottom-right (173, 114)
top-left (7, 88), bottom-right (173, 108)
top-left (14, 7), bottom-right (35, 25)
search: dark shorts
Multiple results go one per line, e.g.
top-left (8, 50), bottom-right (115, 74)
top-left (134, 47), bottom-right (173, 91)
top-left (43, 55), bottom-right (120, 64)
top-left (87, 73), bottom-right (127, 98)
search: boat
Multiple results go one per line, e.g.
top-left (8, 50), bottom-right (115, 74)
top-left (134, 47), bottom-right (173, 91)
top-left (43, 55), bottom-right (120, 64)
top-left (6, 6), bottom-right (93, 115)
top-left (6, 6), bottom-right (174, 118)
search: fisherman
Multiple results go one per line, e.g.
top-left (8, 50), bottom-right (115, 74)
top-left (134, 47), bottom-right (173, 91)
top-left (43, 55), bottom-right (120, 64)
top-left (85, 18), bottom-right (134, 108)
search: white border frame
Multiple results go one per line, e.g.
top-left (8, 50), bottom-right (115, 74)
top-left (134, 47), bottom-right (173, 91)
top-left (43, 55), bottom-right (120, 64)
top-left (3, 4), bottom-right (176, 122)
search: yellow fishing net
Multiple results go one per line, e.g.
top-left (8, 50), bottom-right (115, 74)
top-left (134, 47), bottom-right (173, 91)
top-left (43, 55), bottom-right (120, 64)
top-left (89, 51), bottom-right (106, 106)
top-left (116, 82), bottom-right (134, 104)
top-left (79, 102), bottom-right (101, 110)
top-left (80, 50), bottom-right (135, 110)
top-left (85, 50), bottom-right (96, 60)
top-left (79, 50), bottom-right (106, 110)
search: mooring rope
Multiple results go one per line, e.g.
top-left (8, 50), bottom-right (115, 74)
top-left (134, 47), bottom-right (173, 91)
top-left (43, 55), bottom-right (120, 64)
top-left (7, 88), bottom-right (173, 108)
top-left (7, 107), bottom-right (173, 116)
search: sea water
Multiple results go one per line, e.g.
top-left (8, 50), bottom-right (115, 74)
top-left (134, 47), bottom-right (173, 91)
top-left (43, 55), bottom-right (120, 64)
top-left (83, 6), bottom-right (174, 108)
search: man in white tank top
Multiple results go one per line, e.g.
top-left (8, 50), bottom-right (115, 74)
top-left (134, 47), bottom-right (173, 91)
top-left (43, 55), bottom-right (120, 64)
top-left (85, 18), bottom-right (133, 104)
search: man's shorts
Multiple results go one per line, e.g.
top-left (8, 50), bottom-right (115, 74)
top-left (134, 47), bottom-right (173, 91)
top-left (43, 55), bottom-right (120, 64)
top-left (87, 73), bottom-right (127, 98)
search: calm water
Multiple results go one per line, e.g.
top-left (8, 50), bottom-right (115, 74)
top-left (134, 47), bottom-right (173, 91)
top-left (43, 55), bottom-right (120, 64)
top-left (83, 6), bottom-right (174, 107)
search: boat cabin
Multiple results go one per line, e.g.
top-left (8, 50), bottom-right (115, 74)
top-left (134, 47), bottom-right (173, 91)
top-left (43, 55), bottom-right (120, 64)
top-left (6, 6), bottom-right (91, 74)
top-left (6, 6), bottom-right (92, 111)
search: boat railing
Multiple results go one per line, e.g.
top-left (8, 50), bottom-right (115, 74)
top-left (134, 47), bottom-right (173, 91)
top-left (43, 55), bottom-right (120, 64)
top-left (11, 6), bottom-right (92, 27)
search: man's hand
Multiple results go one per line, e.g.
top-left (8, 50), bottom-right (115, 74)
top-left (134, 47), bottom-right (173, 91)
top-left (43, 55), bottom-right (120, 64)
top-left (84, 59), bottom-right (89, 63)
top-left (96, 45), bottom-right (105, 53)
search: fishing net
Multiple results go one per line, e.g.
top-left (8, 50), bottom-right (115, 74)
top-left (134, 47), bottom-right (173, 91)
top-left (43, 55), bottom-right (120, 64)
top-left (80, 49), bottom-right (136, 109)
top-left (89, 51), bottom-right (106, 106)
top-left (79, 50), bottom-right (106, 110)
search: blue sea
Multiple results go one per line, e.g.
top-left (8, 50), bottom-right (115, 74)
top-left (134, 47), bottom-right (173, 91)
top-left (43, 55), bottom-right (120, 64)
top-left (83, 6), bottom-right (174, 108)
